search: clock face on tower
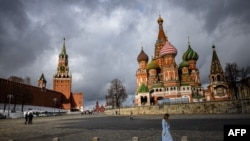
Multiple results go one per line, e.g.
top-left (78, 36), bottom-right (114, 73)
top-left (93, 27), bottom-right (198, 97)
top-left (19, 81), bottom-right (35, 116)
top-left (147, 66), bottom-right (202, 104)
top-left (60, 66), bottom-right (65, 72)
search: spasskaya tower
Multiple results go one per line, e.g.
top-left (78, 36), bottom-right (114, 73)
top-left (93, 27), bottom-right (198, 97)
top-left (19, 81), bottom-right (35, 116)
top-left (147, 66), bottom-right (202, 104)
top-left (53, 38), bottom-right (72, 110)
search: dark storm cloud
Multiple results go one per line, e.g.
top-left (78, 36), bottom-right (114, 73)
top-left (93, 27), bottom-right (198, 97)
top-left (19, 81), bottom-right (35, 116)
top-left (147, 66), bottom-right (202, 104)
top-left (0, 0), bottom-right (50, 75)
top-left (169, 0), bottom-right (250, 34)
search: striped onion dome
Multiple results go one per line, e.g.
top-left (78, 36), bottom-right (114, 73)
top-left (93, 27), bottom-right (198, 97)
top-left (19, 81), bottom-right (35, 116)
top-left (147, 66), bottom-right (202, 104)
top-left (182, 44), bottom-right (199, 61)
top-left (160, 41), bottom-right (177, 56)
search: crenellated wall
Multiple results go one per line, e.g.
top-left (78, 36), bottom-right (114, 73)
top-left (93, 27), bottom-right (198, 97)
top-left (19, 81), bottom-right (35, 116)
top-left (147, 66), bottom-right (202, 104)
top-left (105, 99), bottom-right (250, 115)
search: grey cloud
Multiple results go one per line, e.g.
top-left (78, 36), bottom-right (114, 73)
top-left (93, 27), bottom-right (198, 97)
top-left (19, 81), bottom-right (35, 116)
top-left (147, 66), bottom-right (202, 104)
top-left (169, 0), bottom-right (250, 34)
top-left (0, 0), bottom-right (50, 75)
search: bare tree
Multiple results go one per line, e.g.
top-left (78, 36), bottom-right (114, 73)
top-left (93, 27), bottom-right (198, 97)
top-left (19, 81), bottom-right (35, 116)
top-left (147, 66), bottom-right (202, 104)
top-left (225, 63), bottom-right (250, 99)
top-left (107, 79), bottom-right (127, 109)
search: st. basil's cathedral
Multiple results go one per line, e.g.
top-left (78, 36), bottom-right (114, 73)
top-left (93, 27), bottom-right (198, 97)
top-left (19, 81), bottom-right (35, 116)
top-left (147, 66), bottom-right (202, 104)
top-left (135, 16), bottom-right (231, 106)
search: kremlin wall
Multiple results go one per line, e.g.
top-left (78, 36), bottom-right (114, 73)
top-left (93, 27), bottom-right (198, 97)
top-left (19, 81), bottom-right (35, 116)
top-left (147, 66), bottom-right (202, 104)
top-left (0, 39), bottom-right (83, 112)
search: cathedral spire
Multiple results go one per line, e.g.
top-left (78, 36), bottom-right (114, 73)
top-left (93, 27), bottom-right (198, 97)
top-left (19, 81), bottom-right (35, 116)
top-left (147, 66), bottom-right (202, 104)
top-left (210, 44), bottom-right (224, 74)
top-left (157, 15), bottom-right (167, 42)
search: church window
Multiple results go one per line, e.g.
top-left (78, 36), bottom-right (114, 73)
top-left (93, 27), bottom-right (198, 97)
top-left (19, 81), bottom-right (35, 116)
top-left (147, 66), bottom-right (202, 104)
top-left (217, 75), bottom-right (221, 81)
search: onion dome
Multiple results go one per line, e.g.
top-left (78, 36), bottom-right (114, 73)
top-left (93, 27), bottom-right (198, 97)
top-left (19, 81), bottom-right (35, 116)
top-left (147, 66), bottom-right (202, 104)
top-left (157, 15), bottom-right (163, 24)
top-left (179, 60), bottom-right (189, 68)
top-left (146, 58), bottom-right (159, 70)
top-left (137, 47), bottom-right (149, 62)
top-left (160, 41), bottom-right (177, 56)
top-left (182, 39), bottom-right (199, 61)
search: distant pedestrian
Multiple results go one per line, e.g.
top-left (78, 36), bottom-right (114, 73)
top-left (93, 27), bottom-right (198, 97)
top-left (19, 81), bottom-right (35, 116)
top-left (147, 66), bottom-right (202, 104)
top-left (28, 111), bottom-right (33, 124)
top-left (24, 112), bottom-right (28, 124)
top-left (130, 111), bottom-right (133, 120)
top-left (161, 113), bottom-right (173, 141)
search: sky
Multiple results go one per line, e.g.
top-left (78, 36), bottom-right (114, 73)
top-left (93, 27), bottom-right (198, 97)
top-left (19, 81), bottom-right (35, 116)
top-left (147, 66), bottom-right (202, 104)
top-left (0, 0), bottom-right (250, 110)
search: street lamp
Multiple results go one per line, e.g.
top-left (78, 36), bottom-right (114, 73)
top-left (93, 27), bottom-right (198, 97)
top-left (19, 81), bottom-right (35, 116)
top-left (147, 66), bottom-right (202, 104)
top-left (7, 94), bottom-right (13, 118)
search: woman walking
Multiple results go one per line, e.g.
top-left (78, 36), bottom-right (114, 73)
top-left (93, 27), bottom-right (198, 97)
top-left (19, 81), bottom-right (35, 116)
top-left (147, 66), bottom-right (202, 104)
top-left (162, 113), bottom-right (173, 141)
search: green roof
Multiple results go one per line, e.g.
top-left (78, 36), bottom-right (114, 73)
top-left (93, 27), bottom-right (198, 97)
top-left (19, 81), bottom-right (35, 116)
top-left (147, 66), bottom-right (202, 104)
top-left (59, 38), bottom-right (68, 57)
top-left (179, 60), bottom-right (189, 68)
top-left (138, 83), bottom-right (149, 93)
top-left (151, 82), bottom-right (163, 88)
top-left (146, 59), bottom-right (159, 70)
top-left (182, 42), bottom-right (199, 61)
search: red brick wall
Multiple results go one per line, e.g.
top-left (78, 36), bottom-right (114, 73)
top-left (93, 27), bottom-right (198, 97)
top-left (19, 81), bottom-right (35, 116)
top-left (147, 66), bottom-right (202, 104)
top-left (0, 78), bottom-right (63, 109)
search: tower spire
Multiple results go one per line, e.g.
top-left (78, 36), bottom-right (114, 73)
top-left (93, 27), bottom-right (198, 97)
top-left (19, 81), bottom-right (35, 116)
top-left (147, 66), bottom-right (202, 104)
top-left (210, 44), bottom-right (223, 74)
top-left (157, 15), bottom-right (167, 42)
top-left (61, 38), bottom-right (67, 55)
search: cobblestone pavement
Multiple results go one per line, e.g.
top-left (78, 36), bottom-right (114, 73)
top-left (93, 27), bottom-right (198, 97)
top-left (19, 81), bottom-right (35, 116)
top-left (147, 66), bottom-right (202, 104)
top-left (0, 114), bottom-right (250, 141)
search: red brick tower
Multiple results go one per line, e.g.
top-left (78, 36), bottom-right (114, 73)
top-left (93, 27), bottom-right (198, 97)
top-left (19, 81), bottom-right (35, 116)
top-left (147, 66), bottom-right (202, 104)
top-left (136, 47), bottom-right (149, 93)
top-left (154, 15), bottom-right (168, 67)
top-left (53, 38), bottom-right (72, 110)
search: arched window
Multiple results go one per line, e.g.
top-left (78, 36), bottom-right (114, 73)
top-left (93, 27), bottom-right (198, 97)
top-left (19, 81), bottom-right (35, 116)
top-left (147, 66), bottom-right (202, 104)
top-left (217, 75), bottom-right (221, 81)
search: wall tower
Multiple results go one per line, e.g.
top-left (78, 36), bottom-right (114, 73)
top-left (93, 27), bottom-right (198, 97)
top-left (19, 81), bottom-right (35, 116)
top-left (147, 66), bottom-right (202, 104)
top-left (38, 73), bottom-right (47, 92)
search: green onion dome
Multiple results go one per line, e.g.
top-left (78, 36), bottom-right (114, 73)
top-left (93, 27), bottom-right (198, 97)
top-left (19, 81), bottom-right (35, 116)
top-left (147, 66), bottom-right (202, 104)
top-left (182, 43), bottom-right (199, 61)
top-left (179, 60), bottom-right (189, 68)
top-left (146, 59), bottom-right (159, 70)
top-left (137, 47), bottom-right (149, 62)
